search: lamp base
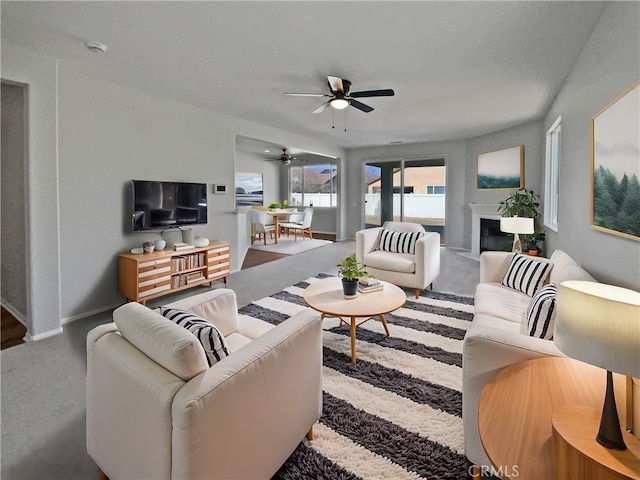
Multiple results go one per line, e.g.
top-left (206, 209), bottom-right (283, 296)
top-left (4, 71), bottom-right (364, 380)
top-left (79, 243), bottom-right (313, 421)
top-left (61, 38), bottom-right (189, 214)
top-left (512, 233), bottom-right (522, 254)
top-left (597, 370), bottom-right (627, 451)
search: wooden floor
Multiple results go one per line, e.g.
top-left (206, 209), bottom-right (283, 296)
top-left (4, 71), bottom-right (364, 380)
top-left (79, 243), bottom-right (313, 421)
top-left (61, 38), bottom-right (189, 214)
top-left (242, 232), bottom-right (336, 270)
top-left (1, 306), bottom-right (26, 350)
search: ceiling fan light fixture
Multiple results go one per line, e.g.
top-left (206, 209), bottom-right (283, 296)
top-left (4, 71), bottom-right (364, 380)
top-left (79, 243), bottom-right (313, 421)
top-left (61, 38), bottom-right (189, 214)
top-left (330, 98), bottom-right (349, 110)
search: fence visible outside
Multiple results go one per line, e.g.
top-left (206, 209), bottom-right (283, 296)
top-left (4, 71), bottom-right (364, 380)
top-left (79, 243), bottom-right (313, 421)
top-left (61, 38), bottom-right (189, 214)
top-left (291, 193), bottom-right (446, 226)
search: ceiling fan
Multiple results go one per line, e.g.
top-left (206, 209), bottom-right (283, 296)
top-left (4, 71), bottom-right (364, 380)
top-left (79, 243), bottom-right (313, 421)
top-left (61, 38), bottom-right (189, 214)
top-left (265, 148), bottom-right (295, 165)
top-left (284, 75), bottom-right (395, 114)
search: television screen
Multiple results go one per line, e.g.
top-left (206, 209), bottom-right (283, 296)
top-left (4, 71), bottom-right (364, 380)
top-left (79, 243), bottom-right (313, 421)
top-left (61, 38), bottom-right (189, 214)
top-left (131, 180), bottom-right (208, 232)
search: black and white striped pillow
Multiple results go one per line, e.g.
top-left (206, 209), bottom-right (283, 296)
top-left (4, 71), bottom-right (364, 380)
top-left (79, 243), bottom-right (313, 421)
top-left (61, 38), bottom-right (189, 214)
top-left (501, 253), bottom-right (552, 297)
top-left (378, 229), bottom-right (423, 254)
top-left (526, 283), bottom-right (557, 340)
top-left (161, 308), bottom-right (230, 367)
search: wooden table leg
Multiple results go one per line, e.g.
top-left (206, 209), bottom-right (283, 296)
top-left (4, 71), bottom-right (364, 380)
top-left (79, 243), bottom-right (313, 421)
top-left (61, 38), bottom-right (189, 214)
top-left (274, 216), bottom-right (280, 244)
top-left (379, 314), bottom-right (391, 336)
top-left (350, 316), bottom-right (357, 364)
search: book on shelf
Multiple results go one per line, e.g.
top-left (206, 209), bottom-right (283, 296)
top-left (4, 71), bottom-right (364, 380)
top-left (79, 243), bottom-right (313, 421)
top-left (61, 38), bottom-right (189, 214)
top-left (358, 283), bottom-right (383, 294)
top-left (359, 276), bottom-right (379, 286)
top-left (174, 243), bottom-right (195, 251)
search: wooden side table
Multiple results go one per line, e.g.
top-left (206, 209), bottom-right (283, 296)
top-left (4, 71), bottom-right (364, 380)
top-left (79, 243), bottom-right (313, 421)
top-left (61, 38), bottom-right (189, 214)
top-left (478, 357), bottom-right (639, 480)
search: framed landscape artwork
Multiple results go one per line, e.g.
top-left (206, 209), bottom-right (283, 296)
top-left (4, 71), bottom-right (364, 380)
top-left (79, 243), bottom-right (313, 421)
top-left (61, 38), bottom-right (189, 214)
top-left (235, 173), bottom-right (263, 208)
top-left (591, 80), bottom-right (640, 241)
top-left (477, 145), bottom-right (524, 190)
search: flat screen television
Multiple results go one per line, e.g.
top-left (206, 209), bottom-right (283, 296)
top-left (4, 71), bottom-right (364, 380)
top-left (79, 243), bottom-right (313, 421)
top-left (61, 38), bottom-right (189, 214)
top-left (131, 180), bottom-right (208, 232)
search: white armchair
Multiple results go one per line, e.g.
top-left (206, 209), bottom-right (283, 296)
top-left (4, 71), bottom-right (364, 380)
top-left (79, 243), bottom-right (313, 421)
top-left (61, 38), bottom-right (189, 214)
top-left (356, 221), bottom-right (440, 299)
top-left (86, 288), bottom-right (322, 479)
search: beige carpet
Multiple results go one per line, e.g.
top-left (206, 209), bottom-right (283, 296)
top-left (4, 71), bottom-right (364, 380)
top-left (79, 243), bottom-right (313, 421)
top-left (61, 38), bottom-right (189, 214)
top-left (250, 237), bottom-right (332, 255)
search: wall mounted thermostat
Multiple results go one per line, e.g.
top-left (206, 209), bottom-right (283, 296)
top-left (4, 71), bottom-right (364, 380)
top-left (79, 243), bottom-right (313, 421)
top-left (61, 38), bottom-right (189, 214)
top-left (212, 184), bottom-right (227, 194)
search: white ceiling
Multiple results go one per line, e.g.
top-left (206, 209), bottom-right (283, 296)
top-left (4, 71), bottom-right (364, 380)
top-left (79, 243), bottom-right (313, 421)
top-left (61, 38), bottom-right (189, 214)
top-left (1, 1), bottom-right (609, 149)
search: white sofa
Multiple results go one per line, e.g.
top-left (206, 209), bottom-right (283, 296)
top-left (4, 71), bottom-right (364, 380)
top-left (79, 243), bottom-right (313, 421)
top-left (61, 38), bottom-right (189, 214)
top-left (87, 288), bottom-right (323, 480)
top-left (462, 249), bottom-right (596, 469)
top-left (356, 222), bottom-right (441, 298)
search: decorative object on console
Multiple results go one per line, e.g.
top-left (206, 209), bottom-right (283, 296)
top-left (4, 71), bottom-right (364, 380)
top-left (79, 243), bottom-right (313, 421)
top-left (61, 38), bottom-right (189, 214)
top-left (555, 280), bottom-right (640, 450)
top-left (181, 227), bottom-right (195, 244)
top-left (153, 239), bottom-right (166, 251)
top-left (194, 237), bottom-right (209, 248)
top-left (143, 241), bottom-right (154, 253)
top-left (476, 145), bottom-right (524, 190)
top-left (499, 216), bottom-right (534, 253)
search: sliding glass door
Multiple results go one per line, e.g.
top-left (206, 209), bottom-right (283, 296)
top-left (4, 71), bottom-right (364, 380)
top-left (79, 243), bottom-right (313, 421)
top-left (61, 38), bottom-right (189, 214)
top-left (364, 157), bottom-right (446, 243)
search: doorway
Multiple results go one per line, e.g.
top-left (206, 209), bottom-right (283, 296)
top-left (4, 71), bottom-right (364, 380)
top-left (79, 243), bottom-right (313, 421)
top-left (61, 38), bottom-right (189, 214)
top-left (364, 157), bottom-right (446, 243)
top-left (1, 81), bottom-right (29, 346)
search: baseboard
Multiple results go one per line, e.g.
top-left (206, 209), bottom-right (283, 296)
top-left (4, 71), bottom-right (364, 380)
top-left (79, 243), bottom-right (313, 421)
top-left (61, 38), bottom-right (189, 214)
top-left (61, 302), bottom-right (121, 325)
top-left (25, 327), bottom-right (63, 342)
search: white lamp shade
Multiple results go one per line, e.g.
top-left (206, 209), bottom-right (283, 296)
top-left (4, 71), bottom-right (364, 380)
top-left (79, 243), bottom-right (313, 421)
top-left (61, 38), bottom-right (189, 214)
top-left (555, 280), bottom-right (640, 378)
top-left (499, 216), bottom-right (534, 234)
top-left (330, 98), bottom-right (349, 110)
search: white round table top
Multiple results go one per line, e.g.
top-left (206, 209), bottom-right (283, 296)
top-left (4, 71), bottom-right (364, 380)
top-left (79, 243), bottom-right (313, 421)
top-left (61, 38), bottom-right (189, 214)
top-left (303, 277), bottom-right (406, 318)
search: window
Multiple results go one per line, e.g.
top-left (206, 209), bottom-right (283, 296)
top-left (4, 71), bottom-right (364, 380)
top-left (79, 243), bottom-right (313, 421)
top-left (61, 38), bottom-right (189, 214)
top-left (426, 185), bottom-right (446, 195)
top-left (544, 116), bottom-right (561, 231)
top-left (290, 164), bottom-right (337, 207)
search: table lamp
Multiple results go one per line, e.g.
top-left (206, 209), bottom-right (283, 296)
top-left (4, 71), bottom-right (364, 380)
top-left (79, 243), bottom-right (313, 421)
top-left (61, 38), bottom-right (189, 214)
top-left (555, 280), bottom-right (640, 450)
top-left (499, 217), bottom-right (534, 253)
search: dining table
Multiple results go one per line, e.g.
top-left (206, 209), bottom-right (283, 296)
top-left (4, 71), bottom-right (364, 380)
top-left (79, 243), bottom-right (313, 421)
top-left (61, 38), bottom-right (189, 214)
top-left (264, 209), bottom-right (297, 244)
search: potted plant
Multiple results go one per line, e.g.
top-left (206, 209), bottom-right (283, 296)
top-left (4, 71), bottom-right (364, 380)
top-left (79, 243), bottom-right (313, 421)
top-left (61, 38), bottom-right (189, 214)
top-left (523, 231), bottom-right (546, 256)
top-left (267, 201), bottom-right (280, 210)
top-left (337, 254), bottom-right (369, 299)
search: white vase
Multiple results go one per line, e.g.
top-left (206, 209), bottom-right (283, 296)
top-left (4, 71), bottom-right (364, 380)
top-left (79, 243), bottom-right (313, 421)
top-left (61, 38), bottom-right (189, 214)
top-left (154, 239), bottom-right (166, 251)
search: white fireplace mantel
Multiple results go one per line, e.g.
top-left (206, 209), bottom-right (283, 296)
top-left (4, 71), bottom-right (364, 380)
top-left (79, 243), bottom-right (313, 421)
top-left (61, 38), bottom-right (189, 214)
top-left (469, 203), bottom-right (502, 259)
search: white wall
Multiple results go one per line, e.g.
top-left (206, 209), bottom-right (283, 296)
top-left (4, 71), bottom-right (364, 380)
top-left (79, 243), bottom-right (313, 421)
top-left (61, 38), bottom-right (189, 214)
top-left (1, 44), bottom-right (62, 340)
top-left (3, 41), bottom-right (344, 336)
top-left (543, 1), bottom-right (640, 290)
top-left (464, 120), bottom-right (545, 250)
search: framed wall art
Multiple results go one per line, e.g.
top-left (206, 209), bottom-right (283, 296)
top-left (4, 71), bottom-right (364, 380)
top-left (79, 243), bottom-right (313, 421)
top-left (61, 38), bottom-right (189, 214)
top-left (477, 145), bottom-right (524, 190)
top-left (235, 173), bottom-right (263, 208)
top-left (591, 80), bottom-right (640, 241)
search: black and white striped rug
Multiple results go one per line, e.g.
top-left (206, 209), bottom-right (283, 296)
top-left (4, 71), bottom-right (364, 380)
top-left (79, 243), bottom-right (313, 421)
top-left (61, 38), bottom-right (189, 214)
top-left (237, 274), bottom-right (475, 480)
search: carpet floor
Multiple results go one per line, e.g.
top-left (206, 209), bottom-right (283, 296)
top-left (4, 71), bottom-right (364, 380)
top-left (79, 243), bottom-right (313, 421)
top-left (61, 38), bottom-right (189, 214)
top-left (250, 237), bottom-right (332, 255)
top-left (238, 274), bottom-right (475, 480)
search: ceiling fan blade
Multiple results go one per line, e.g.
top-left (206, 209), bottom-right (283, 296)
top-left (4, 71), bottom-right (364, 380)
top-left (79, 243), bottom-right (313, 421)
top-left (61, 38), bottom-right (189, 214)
top-left (284, 92), bottom-right (327, 97)
top-left (350, 89), bottom-right (395, 98)
top-left (327, 75), bottom-right (344, 93)
top-left (350, 99), bottom-right (374, 113)
top-left (312, 101), bottom-right (331, 114)
top-left (342, 79), bottom-right (352, 96)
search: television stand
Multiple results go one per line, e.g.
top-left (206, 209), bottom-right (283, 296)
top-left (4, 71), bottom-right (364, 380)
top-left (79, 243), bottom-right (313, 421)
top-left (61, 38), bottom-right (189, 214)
top-left (118, 241), bottom-right (230, 304)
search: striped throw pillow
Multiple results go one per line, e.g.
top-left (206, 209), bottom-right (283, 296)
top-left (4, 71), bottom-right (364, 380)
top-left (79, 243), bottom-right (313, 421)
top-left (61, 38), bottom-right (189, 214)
top-left (378, 229), bottom-right (424, 254)
top-left (501, 253), bottom-right (552, 297)
top-left (161, 308), bottom-right (230, 367)
top-left (526, 283), bottom-right (558, 339)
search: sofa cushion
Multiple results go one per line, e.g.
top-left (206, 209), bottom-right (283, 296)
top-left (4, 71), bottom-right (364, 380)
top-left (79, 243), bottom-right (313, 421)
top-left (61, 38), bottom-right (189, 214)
top-left (548, 250), bottom-right (596, 285)
top-left (501, 253), bottom-right (552, 297)
top-left (364, 250), bottom-right (416, 273)
top-left (474, 282), bottom-right (531, 324)
top-left (526, 284), bottom-right (557, 340)
top-left (161, 308), bottom-right (231, 367)
top-left (379, 228), bottom-right (423, 254)
top-left (113, 302), bottom-right (208, 381)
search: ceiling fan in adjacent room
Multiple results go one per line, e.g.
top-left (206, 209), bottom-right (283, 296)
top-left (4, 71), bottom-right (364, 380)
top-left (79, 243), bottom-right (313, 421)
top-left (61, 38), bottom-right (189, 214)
top-left (265, 148), bottom-right (295, 165)
top-left (284, 75), bottom-right (395, 114)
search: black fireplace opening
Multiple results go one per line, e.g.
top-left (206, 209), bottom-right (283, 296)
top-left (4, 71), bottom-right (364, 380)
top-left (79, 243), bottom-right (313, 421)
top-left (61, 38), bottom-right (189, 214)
top-left (480, 218), bottom-right (513, 253)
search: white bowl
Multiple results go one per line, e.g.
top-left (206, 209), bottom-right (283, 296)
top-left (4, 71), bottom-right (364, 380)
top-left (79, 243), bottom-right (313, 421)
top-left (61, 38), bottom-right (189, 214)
top-left (143, 245), bottom-right (155, 253)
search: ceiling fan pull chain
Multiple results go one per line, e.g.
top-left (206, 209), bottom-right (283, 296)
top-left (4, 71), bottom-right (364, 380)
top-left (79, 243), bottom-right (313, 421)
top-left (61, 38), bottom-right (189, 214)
top-left (332, 109), bottom-right (335, 129)
top-left (344, 110), bottom-right (347, 132)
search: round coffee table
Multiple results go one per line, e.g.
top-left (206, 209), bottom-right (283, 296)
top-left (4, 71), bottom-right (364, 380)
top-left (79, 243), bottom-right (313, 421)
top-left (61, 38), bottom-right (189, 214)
top-left (303, 277), bottom-right (406, 364)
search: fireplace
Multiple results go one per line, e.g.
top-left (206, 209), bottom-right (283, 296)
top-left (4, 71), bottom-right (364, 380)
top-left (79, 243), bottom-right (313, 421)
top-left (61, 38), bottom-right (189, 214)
top-left (467, 203), bottom-right (505, 260)
top-left (480, 218), bottom-right (512, 253)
